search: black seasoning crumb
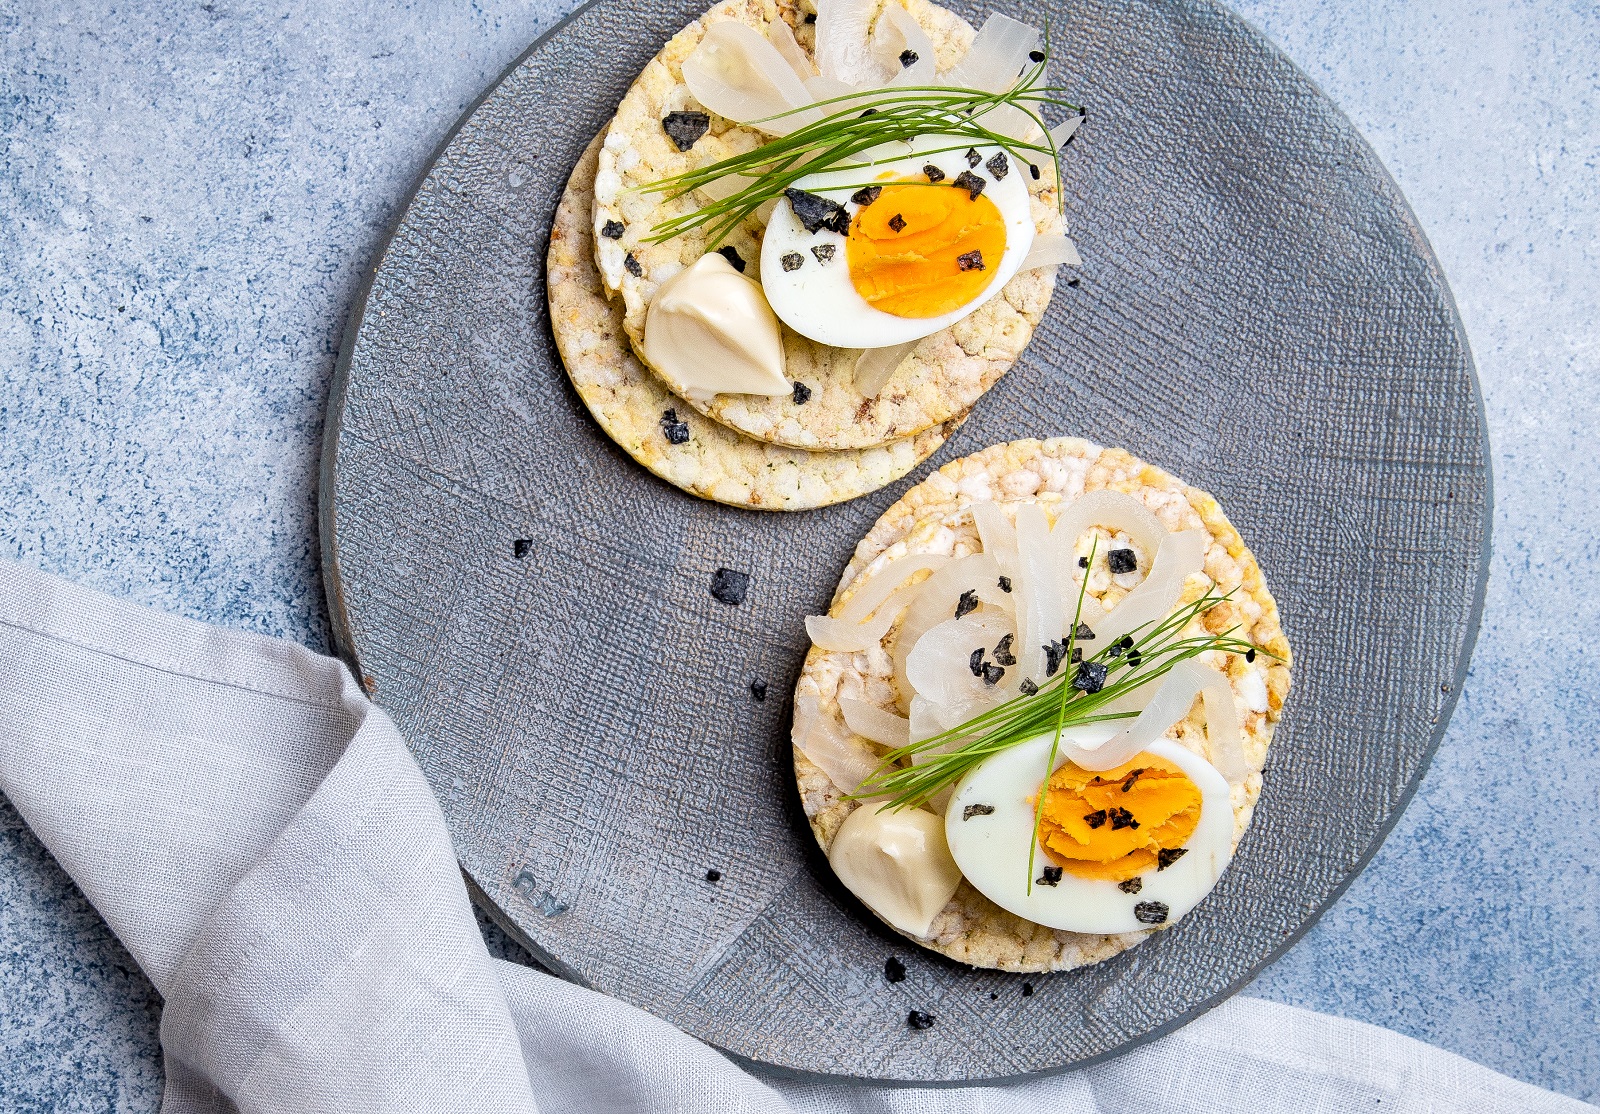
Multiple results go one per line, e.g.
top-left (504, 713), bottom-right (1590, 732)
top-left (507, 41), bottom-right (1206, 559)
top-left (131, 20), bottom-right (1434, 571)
top-left (781, 251), bottom-right (805, 272)
top-left (1118, 877), bottom-right (1143, 894)
top-left (705, 869), bottom-right (722, 882)
top-left (1246, 648), bottom-right (1257, 663)
top-left (1083, 808), bottom-right (1107, 829)
top-left (749, 677), bottom-right (768, 702)
top-left (1043, 639), bottom-right (1066, 677)
top-left (1134, 901), bottom-right (1170, 925)
top-left (1126, 651), bottom-right (1142, 668)
top-left (1107, 548), bottom-right (1138, 574)
top-left (1022, 981), bottom-right (1035, 997)
top-left (1067, 277), bottom-right (1081, 287)
top-left (792, 380), bottom-right (812, 405)
top-left (709, 567), bottom-right (750, 606)
top-left (1074, 660), bottom-right (1109, 693)
top-left (982, 662), bottom-right (1005, 686)
top-left (997, 575), bottom-right (1013, 593)
top-left (717, 245), bottom-right (746, 272)
top-left (1019, 678), bottom-right (1039, 696)
top-left (1036, 866), bottom-right (1062, 887)
top-left (888, 213), bottom-right (906, 233)
top-left (1069, 647), bottom-right (1083, 664)
top-left (859, 108), bottom-right (877, 118)
top-left (1028, 49), bottom-right (1045, 62)
top-left (923, 164), bottom-right (945, 183)
top-left (783, 187), bottom-right (851, 234)
top-left (1029, 163), bottom-right (1041, 180)
top-left (601, 219), bottom-right (625, 240)
top-left (660, 408), bottom-right (691, 445)
top-left (1074, 621), bottom-right (1096, 641)
top-left (1077, 555), bottom-right (1087, 568)
top-left (955, 589), bottom-right (979, 619)
top-left (993, 633), bottom-right (1016, 665)
top-left (965, 147), bottom-right (981, 167)
top-left (951, 170), bottom-right (986, 200)
top-left (1157, 847), bottom-right (1188, 871)
top-left (662, 110), bottom-right (711, 151)
top-left (962, 803), bottom-right (995, 821)
top-left (990, 992), bottom-right (998, 1000)
top-left (956, 250), bottom-right (985, 271)
top-left (1108, 807), bottom-right (1139, 831)
top-left (624, 252), bottom-right (643, 277)
top-left (851, 185), bottom-right (882, 206)
top-left (803, 10), bottom-right (816, 21)
top-left (885, 956), bottom-right (907, 983)
top-left (811, 243), bottom-right (836, 264)
top-left (985, 151), bottom-right (1009, 180)
top-left (512, 539), bottom-right (532, 559)
top-left (1121, 768), bottom-right (1145, 793)
top-left (968, 647), bottom-right (985, 677)
top-left (898, 48), bottom-right (919, 67)
top-left (907, 1010), bottom-right (936, 1031)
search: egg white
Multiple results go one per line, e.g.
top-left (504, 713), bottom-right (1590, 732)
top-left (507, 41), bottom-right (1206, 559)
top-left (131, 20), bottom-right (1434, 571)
top-left (759, 134), bottom-right (1037, 349)
top-left (944, 728), bottom-right (1236, 935)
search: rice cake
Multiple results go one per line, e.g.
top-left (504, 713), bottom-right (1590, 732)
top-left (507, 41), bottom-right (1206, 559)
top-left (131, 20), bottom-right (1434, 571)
top-left (592, 0), bottom-right (1065, 452)
top-left (551, 133), bottom-right (961, 510)
top-left (792, 437), bottom-right (1294, 971)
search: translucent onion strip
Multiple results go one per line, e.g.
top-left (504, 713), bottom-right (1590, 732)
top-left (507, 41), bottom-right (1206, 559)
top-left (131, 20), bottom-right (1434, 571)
top-left (855, 341), bottom-right (919, 398)
top-left (841, 697), bottom-right (911, 748)
top-left (815, 0), bottom-right (889, 87)
top-left (1020, 233), bottom-right (1082, 270)
top-left (970, 501), bottom-right (1020, 589)
top-left (1049, 113), bottom-right (1083, 148)
top-left (872, 2), bottom-right (936, 86)
top-left (1051, 489), bottom-right (1166, 559)
top-left (806, 582), bottom-right (920, 652)
top-left (683, 22), bottom-right (820, 135)
top-left (792, 693), bottom-right (881, 794)
top-left (1065, 662), bottom-right (1244, 784)
top-left (768, 18), bottom-right (817, 81)
top-left (891, 553), bottom-right (1001, 707)
top-left (1013, 503), bottom-right (1064, 685)
top-left (838, 552), bottom-right (950, 625)
top-left (941, 13), bottom-right (1040, 94)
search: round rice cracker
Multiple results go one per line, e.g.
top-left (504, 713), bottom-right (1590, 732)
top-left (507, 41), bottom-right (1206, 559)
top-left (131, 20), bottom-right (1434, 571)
top-left (592, 0), bottom-right (1066, 452)
top-left (551, 133), bottom-right (963, 511)
top-left (793, 438), bottom-right (1294, 971)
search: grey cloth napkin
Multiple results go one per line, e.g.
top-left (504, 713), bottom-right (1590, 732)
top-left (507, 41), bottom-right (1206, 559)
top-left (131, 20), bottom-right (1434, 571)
top-left (0, 559), bottom-right (1588, 1114)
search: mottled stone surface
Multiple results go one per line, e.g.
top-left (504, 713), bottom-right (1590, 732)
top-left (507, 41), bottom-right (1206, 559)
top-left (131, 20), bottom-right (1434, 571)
top-left (0, 0), bottom-right (1594, 1105)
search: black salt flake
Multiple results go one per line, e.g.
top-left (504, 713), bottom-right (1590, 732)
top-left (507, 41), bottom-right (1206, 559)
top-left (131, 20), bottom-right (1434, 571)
top-left (784, 187), bottom-right (851, 235)
top-left (1083, 808), bottom-right (1107, 829)
top-left (624, 252), bottom-right (643, 277)
top-left (660, 408), bottom-right (691, 445)
top-left (964, 147), bottom-right (981, 167)
top-left (705, 869), bottom-right (722, 882)
top-left (956, 250), bottom-right (985, 271)
top-left (781, 251), bottom-right (805, 272)
top-left (993, 633), bottom-right (1016, 665)
top-left (601, 219), bottom-right (625, 240)
top-left (962, 803), bottom-right (995, 821)
top-left (661, 110), bottom-right (710, 151)
top-left (981, 662), bottom-right (1005, 686)
top-left (1134, 901), bottom-right (1170, 925)
top-left (851, 185), bottom-right (882, 206)
top-left (1022, 982), bottom-right (1035, 997)
top-left (1108, 807), bottom-right (1139, 831)
top-left (1074, 621), bottom-right (1095, 641)
top-left (811, 243), bottom-right (836, 264)
top-left (968, 647), bottom-right (985, 677)
top-left (1019, 678), bottom-right (1038, 696)
top-left (885, 956), bottom-right (907, 982)
top-left (898, 48), bottom-right (919, 67)
top-left (1107, 548), bottom-right (1138, 574)
top-left (1029, 162), bottom-right (1041, 180)
top-left (792, 380), bottom-right (812, 404)
top-left (997, 575), bottom-right (1012, 593)
top-left (888, 213), bottom-right (907, 233)
top-left (985, 152), bottom-right (1009, 180)
top-left (955, 588), bottom-right (979, 619)
top-left (717, 245), bottom-right (746, 272)
top-left (1157, 847), bottom-right (1188, 871)
top-left (1246, 648), bottom-right (1257, 663)
top-left (1037, 865), bottom-right (1063, 887)
top-left (952, 170), bottom-right (986, 200)
top-left (1073, 660), bottom-right (1109, 693)
top-left (709, 567), bottom-right (750, 606)
top-left (512, 539), bottom-right (532, 560)
top-left (1118, 876), bottom-right (1144, 894)
top-left (1028, 49), bottom-right (1045, 62)
top-left (749, 677), bottom-right (768, 702)
top-left (923, 164), bottom-right (945, 183)
top-left (907, 1009), bottom-right (936, 1031)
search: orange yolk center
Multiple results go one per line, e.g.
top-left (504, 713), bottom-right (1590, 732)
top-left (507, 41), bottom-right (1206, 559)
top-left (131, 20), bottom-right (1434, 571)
top-left (846, 181), bottom-right (1007, 319)
top-left (1036, 753), bottom-right (1202, 883)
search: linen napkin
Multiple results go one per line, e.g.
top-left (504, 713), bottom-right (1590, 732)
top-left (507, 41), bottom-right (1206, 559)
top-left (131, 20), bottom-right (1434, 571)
top-left (0, 558), bottom-right (1588, 1114)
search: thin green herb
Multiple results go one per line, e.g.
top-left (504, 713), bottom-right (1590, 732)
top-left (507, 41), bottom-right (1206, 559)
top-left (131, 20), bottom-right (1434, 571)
top-left (638, 51), bottom-right (1083, 248)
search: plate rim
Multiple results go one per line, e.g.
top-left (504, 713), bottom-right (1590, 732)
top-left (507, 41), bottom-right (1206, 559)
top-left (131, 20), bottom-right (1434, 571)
top-left (317, 0), bottom-right (1494, 1085)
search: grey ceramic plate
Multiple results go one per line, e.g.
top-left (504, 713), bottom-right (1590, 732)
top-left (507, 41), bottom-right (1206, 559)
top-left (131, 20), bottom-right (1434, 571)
top-left (319, 0), bottom-right (1489, 1084)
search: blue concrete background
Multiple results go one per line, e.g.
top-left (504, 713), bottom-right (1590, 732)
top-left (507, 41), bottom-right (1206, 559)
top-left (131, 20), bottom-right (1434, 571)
top-left (1, 0), bottom-right (1595, 1107)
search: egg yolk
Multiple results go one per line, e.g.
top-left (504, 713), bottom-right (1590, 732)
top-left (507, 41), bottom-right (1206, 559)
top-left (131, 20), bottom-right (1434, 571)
top-left (1036, 754), bottom-right (1202, 883)
top-left (846, 181), bottom-right (1007, 319)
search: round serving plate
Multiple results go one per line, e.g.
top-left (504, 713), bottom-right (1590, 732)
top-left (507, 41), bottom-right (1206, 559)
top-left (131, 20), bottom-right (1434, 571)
top-left (320, 0), bottom-right (1489, 1083)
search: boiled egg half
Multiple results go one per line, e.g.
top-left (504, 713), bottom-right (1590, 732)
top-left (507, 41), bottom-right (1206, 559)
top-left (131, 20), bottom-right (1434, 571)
top-left (945, 726), bottom-right (1236, 934)
top-left (759, 134), bottom-right (1036, 348)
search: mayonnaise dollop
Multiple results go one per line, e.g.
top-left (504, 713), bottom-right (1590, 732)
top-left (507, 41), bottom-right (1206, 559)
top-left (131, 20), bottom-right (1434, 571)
top-left (827, 805), bottom-right (962, 938)
top-left (642, 253), bottom-right (788, 401)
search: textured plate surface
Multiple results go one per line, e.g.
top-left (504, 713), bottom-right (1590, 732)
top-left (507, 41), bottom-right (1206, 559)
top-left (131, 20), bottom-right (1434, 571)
top-left (320, 0), bottom-right (1489, 1083)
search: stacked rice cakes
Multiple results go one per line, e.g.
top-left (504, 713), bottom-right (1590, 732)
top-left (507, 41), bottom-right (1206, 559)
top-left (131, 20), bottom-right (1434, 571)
top-left (553, 0), bottom-right (1065, 508)
top-left (793, 438), bottom-right (1293, 971)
